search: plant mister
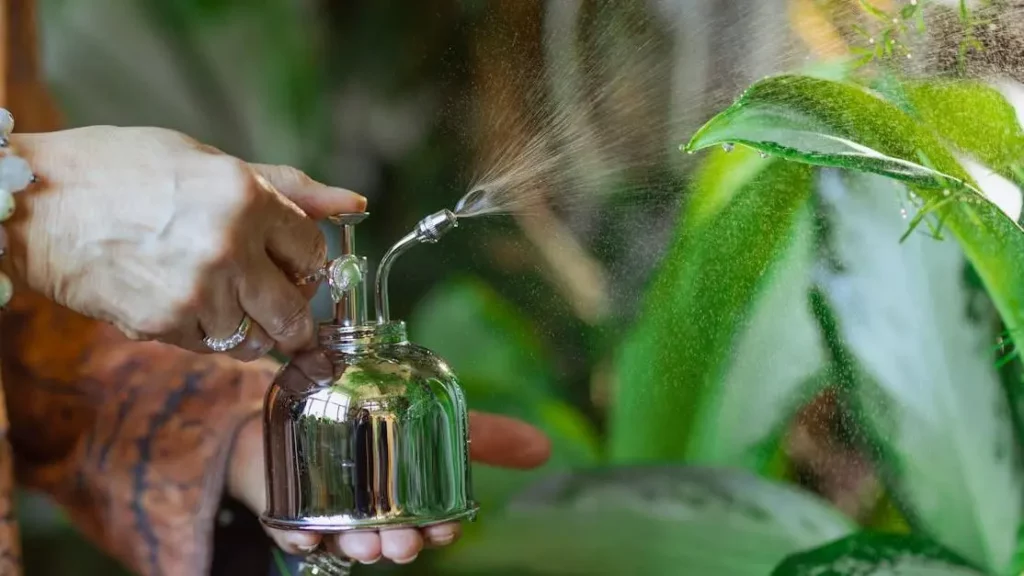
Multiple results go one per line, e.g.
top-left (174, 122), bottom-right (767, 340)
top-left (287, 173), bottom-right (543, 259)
top-left (261, 209), bottom-right (477, 575)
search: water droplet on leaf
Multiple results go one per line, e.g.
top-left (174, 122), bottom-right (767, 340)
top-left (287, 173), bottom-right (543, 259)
top-left (721, 143), bottom-right (734, 153)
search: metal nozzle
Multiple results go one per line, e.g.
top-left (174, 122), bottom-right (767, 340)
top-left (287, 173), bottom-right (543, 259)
top-left (414, 209), bottom-right (458, 243)
top-left (374, 209), bottom-right (458, 323)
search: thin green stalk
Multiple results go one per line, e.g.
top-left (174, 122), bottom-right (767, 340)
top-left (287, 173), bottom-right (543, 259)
top-left (272, 547), bottom-right (293, 576)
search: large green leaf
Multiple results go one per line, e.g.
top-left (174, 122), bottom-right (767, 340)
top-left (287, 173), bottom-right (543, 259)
top-left (902, 80), bottom-right (1024, 185)
top-left (908, 87), bottom-right (1024, 572)
top-left (900, 80), bottom-right (1024, 224)
top-left (439, 466), bottom-right (854, 576)
top-left (685, 75), bottom-right (1024, 349)
top-left (611, 148), bottom-right (824, 465)
top-left (686, 207), bottom-right (826, 468)
top-left (815, 170), bottom-right (1021, 572)
top-left (772, 532), bottom-right (984, 576)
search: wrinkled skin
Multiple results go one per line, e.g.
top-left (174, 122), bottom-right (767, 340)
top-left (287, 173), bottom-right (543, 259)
top-left (8, 126), bottom-right (366, 360)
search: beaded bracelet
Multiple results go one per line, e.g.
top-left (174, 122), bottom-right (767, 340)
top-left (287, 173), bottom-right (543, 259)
top-left (0, 108), bottom-right (37, 308)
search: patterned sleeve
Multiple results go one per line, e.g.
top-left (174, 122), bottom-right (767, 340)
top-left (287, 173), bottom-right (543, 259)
top-left (0, 287), bottom-right (274, 575)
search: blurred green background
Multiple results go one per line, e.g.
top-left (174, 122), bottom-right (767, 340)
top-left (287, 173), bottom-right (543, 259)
top-left (18, 0), bottom-right (1024, 575)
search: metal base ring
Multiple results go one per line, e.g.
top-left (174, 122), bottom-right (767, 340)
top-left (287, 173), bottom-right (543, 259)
top-left (261, 504), bottom-right (479, 533)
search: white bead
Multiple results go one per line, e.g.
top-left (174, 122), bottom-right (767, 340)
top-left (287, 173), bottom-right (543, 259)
top-left (0, 190), bottom-right (15, 221)
top-left (0, 271), bottom-right (12, 308)
top-left (0, 156), bottom-right (33, 193)
top-left (0, 109), bottom-right (14, 137)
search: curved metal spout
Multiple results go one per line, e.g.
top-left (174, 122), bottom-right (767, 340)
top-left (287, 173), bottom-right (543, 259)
top-left (374, 209), bottom-right (458, 324)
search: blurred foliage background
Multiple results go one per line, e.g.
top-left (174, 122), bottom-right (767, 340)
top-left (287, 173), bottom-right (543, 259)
top-left (17, 0), bottom-right (1024, 575)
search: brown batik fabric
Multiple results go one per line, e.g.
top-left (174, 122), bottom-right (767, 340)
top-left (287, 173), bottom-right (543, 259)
top-left (0, 1), bottom-right (277, 573)
top-left (0, 382), bottom-right (19, 576)
top-left (0, 287), bottom-right (274, 576)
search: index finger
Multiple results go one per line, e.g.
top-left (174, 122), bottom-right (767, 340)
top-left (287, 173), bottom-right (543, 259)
top-left (251, 163), bottom-right (367, 219)
top-left (253, 175), bottom-right (328, 278)
top-left (468, 412), bottom-right (552, 470)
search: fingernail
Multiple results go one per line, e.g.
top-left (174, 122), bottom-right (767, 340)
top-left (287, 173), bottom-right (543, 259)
top-left (361, 555), bottom-right (382, 565)
top-left (393, 554), bottom-right (419, 565)
top-left (428, 535), bottom-right (455, 547)
top-left (349, 193), bottom-right (368, 210)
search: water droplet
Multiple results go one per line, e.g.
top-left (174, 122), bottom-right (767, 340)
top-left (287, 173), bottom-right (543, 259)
top-left (759, 151), bottom-right (769, 159)
top-left (900, 207), bottom-right (908, 219)
top-left (721, 143), bottom-right (734, 153)
top-left (943, 189), bottom-right (951, 197)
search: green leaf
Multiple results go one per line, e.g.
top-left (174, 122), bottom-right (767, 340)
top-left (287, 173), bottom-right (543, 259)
top-left (899, 80), bottom-right (1024, 224)
top-left (903, 80), bottom-right (1024, 184)
top-left (686, 76), bottom-right (980, 192)
top-left (440, 466), bottom-right (854, 576)
top-left (815, 170), bottom-right (1021, 572)
top-left (685, 75), bottom-right (1024, 406)
top-left (772, 532), bottom-right (984, 575)
top-left (858, 0), bottom-right (891, 22)
top-left (686, 207), bottom-right (826, 469)
top-left (611, 148), bottom-right (824, 465)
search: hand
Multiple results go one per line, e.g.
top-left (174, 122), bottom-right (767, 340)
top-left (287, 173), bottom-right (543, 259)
top-left (228, 411), bottom-right (552, 565)
top-left (8, 126), bottom-right (364, 360)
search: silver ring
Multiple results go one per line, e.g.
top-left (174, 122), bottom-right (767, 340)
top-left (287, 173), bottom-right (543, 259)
top-left (299, 550), bottom-right (354, 575)
top-left (294, 266), bottom-right (327, 287)
top-left (202, 315), bottom-right (252, 352)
